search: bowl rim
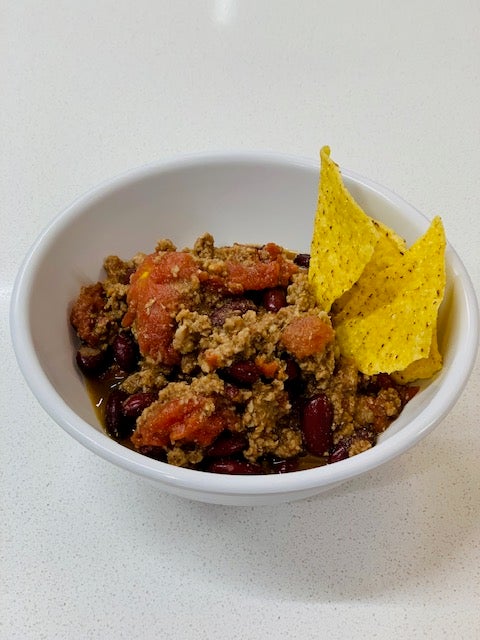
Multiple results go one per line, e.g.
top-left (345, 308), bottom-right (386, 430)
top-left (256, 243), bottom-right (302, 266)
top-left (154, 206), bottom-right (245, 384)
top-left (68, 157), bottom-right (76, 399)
top-left (10, 150), bottom-right (480, 497)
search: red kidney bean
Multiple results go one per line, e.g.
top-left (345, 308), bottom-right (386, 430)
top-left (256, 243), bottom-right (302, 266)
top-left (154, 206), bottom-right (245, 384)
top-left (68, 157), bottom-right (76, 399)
top-left (376, 373), bottom-right (395, 389)
top-left (122, 392), bottom-right (157, 419)
top-left (301, 393), bottom-right (334, 456)
top-left (294, 253), bottom-right (310, 268)
top-left (75, 346), bottom-right (108, 377)
top-left (222, 360), bottom-right (260, 387)
top-left (355, 426), bottom-right (375, 443)
top-left (328, 443), bottom-right (349, 464)
top-left (398, 385), bottom-right (420, 406)
top-left (223, 382), bottom-right (243, 403)
top-left (210, 298), bottom-right (257, 327)
top-left (262, 287), bottom-right (287, 312)
top-left (362, 372), bottom-right (396, 395)
top-left (138, 445), bottom-right (167, 462)
top-left (285, 364), bottom-right (306, 402)
top-left (207, 459), bottom-right (264, 475)
top-left (119, 266), bottom-right (136, 285)
top-left (205, 431), bottom-right (248, 458)
top-left (105, 389), bottom-right (134, 440)
top-left (112, 333), bottom-right (138, 372)
top-left (284, 357), bottom-right (300, 381)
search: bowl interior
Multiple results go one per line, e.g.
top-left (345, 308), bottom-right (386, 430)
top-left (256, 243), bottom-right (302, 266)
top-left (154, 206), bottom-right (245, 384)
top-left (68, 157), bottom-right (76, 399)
top-left (11, 153), bottom-right (478, 499)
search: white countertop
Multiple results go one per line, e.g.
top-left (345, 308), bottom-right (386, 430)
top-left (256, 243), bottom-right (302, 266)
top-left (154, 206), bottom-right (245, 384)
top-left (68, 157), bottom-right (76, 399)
top-left (2, 2), bottom-right (479, 638)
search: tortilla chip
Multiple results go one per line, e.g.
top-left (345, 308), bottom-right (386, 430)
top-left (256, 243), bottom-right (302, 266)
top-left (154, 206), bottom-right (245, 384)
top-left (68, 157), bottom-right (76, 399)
top-left (333, 217), bottom-right (446, 375)
top-left (308, 146), bottom-right (379, 312)
top-left (333, 219), bottom-right (407, 325)
top-left (392, 328), bottom-right (443, 383)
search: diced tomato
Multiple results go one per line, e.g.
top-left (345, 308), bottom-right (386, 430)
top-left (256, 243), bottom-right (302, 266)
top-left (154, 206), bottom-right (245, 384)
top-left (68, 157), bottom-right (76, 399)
top-left (280, 316), bottom-right (335, 359)
top-left (204, 350), bottom-right (221, 370)
top-left (254, 356), bottom-right (279, 378)
top-left (200, 244), bottom-right (298, 293)
top-left (131, 395), bottom-right (239, 449)
top-left (123, 252), bottom-right (197, 364)
top-left (224, 260), bottom-right (281, 291)
top-left (263, 243), bottom-right (299, 285)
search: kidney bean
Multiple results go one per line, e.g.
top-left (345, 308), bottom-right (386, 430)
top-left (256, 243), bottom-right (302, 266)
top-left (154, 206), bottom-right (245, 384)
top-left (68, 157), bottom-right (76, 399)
top-left (283, 359), bottom-right (304, 405)
top-left (122, 392), bottom-right (157, 419)
top-left (210, 298), bottom-right (257, 327)
top-left (75, 346), bottom-right (108, 377)
top-left (328, 442), bottom-right (349, 464)
top-left (262, 287), bottom-right (287, 312)
top-left (294, 253), bottom-right (310, 268)
top-left (119, 266), bottom-right (136, 285)
top-left (284, 357), bottom-right (300, 381)
top-left (222, 360), bottom-right (260, 387)
top-left (223, 382), bottom-right (243, 404)
top-left (375, 373), bottom-right (395, 389)
top-left (207, 459), bottom-right (264, 475)
top-left (105, 389), bottom-right (134, 440)
top-left (398, 385), bottom-right (420, 406)
top-left (138, 445), bottom-right (167, 462)
top-left (205, 431), bottom-right (248, 458)
top-left (112, 333), bottom-right (138, 372)
top-left (356, 426), bottom-right (375, 441)
top-left (301, 393), bottom-right (334, 456)
top-left (362, 372), bottom-right (397, 395)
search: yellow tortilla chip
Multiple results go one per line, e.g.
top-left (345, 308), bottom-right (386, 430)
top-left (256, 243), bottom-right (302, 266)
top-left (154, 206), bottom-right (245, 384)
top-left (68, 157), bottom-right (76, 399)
top-left (333, 219), bottom-right (407, 325)
top-left (334, 217), bottom-right (446, 375)
top-left (308, 146), bottom-right (379, 312)
top-left (392, 328), bottom-right (443, 383)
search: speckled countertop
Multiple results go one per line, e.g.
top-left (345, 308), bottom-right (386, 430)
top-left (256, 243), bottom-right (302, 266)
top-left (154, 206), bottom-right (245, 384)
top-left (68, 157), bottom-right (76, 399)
top-left (2, 2), bottom-right (479, 638)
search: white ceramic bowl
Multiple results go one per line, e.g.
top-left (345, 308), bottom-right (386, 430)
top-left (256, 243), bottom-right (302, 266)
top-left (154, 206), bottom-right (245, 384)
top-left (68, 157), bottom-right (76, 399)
top-left (10, 152), bottom-right (479, 505)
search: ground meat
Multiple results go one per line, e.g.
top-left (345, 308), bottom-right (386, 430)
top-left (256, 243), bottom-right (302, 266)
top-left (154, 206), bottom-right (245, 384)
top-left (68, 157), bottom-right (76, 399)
top-left (354, 387), bottom-right (402, 433)
top-left (70, 283), bottom-right (112, 348)
top-left (191, 233), bottom-right (215, 259)
top-left (120, 364), bottom-right (169, 394)
top-left (70, 233), bottom-right (419, 473)
top-left (242, 379), bottom-right (302, 462)
top-left (103, 255), bottom-right (136, 285)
